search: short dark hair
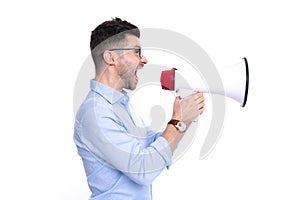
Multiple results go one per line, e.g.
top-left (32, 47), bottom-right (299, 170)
top-left (90, 17), bottom-right (140, 71)
top-left (90, 17), bottom-right (140, 51)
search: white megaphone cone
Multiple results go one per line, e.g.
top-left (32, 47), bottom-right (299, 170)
top-left (160, 57), bottom-right (249, 107)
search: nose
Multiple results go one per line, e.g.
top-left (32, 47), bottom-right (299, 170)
top-left (140, 55), bottom-right (148, 65)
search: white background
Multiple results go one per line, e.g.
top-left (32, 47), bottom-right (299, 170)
top-left (1, 0), bottom-right (300, 199)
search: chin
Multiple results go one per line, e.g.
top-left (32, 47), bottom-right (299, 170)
top-left (130, 85), bottom-right (137, 91)
top-left (129, 83), bottom-right (138, 91)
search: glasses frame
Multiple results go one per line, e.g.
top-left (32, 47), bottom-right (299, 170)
top-left (108, 47), bottom-right (142, 58)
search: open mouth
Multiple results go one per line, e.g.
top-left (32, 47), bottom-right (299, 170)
top-left (133, 64), bottom-right (143, 84)
top-left (134, 70), bottom-right (138, 83)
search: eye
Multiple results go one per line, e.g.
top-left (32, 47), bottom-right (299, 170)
top-left (134, 49), bottom-right (140, 55)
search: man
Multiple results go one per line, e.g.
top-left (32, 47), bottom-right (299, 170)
top-left (74, 17), bottom-right (205, 200)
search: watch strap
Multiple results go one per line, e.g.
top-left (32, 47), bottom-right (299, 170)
top-left (168, 119), bottom-right (180, 131)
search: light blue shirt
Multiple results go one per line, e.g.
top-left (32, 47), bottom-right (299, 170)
top-left (74, 80), bottom-right (172, 200)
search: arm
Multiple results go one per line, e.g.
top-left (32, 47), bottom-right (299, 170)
top-left (78, 92), bottom-right (204, 185)
top-left (78, 107), bottom-right (172, 186)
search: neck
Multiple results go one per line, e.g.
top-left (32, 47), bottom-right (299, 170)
top-left (95, 66), bottom-right (123, 91)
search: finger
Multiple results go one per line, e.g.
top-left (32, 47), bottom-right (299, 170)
top-left (198, 102), bottom-right (205, 110)
top-left (196, 96), bottom-right (205, 104)
top-left (199, 101), bottom-right (205, 111)
top-left (194, 92), bottom-right (204, 100)
top-left (199, 107), bottom-right (205, 115)
top-left (195, 91), bottom-right (204, 96)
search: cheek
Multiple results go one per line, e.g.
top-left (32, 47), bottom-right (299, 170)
top-left (121, 59), bottom-right (137, 72)
top-left (124, 54), bottom-right (139, 66)
top-left (118, 61), bottom-right (132, 77)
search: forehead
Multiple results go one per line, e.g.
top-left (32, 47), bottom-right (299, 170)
top-left (124, 34), bottom-right (140, 47)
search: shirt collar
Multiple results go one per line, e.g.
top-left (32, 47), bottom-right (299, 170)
top-left (90, 79), bottom-right (129, 105)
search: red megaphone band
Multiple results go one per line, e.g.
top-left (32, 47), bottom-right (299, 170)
top-left (160, 68), bottom-right (177, 90)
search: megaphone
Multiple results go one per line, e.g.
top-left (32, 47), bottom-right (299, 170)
top-left (160, 57), bottom-right (249, 107)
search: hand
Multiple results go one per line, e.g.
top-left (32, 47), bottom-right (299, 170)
top-left (171, 92), bottom-right (205, 124)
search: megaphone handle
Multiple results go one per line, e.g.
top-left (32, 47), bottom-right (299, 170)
top-left (175, 88), bottom-right (196, 100)
top-left (175, 89), bottom-right (201, 123)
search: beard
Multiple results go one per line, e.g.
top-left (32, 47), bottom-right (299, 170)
top-left (118, 63), bottom-right (139, 91)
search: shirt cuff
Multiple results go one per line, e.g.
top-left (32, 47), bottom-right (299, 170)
top-left (151, 136), bottom-right (173, 169)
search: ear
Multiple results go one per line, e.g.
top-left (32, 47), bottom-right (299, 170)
top-left (103, 50), bottom-right (116, 65)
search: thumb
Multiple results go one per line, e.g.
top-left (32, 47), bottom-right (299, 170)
top-left (176, 95), bottom-right (182, 100)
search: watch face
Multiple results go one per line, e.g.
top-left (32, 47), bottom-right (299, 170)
top-left (177, 121), bottom-right (186, 132)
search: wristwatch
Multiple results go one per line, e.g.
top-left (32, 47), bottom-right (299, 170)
top-left (168, 119), bottom-right (187, 133)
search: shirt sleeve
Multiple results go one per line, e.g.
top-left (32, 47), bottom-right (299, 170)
top-left (77, 105), bottom-right (172, 186)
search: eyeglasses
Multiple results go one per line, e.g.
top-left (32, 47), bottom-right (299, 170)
top-left (108, 47), bottom-right (142, 58)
